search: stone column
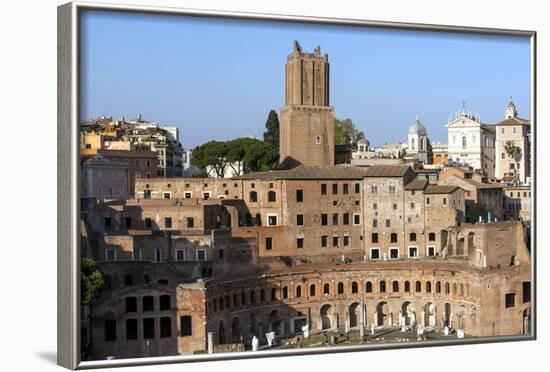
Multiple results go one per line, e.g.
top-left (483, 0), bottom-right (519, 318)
top-left (207, 332), bottom-right (214, 354)
top-left (359, 300), bottom-right (365, 337)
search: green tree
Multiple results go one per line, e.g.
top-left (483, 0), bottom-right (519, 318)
top-left (191, 141), bottom-right (229, 178)
top-left (334, 118), bottom-right (365, 148)
top-left (263, 110), bottom-right (280, 151)
top-left (81, 258), bottom-right (105, 306)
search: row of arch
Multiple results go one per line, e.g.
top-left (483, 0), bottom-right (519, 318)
top-left (206, 278), bottom-right (471, 315)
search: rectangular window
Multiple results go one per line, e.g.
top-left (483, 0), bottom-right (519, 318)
top-left (104, 217), bottom-right (111, 229)
top-left (332, 213), bottom-right (339, 226)
top-left (372, 219), bottom-right (377, 228)
top-left (332, 236), bottom-right (339, 247)
top-left (370, 248), bottom-right (380, 260)
top-left (164, 217), bottom-right (172, 228)
top-left (409, 247), bottom-right (418, 258)
top-left (154, 248), bottom-right (162, 262)
top-left (143, 296), bottom-right (154, 312)
top-left (353, 214), bottom-right (361, 225)
top-left (186, 217), bottom-right (194, 228)
top-left (144, 218), bottom-right (152, 228)
top-left (373, 203), bottom-right (377, 210)
top-left (372, 233), bottom-right (379, 243)
top-left (203, 192), bottom-right (211, 200)
top-left (265, 237), bottom-right (273, 250)
top-left (297, 237), bottom-right (304, 249)
top-left (321, 235), bottom-right (328, 247)
top-left (160, 317), bottom-right (172, 338)
top-left (522, 282), bottom-right (531, 303)
top-left (390, 248), bottom-right (399, 259)
top-left (176, 249), bottom-right (185, 261)
top-left (180, 316), bottom-right (192, 336)
top-left (296, 189), bottom-right (304, 203)
top-left (343, 184), bottom-right (349, 194)
top-left (505, 293), bottom-right (516, 308)
top-left (126, 319), bottom-right (138, 340)
top-left (321, 214), bottom-right (328, 226)
top-left (184, 192), bottom-right (192, 199)
top-left (343, 213), bottom-right (350, 225)
top-left (332, 184), bottom-right (338, 195)
top-left (132, 248), bottom-right (142, 261)
top-left (196, 249), bottom-right (206, 261)
top-left (321, 184), bottom-right (327, 195)
top-left (426, 197), bottom-right (430, 205)
top-left (125, 217), bottom-right (132, 229)
top-left (268, 215), bottom-right (278, 226)
top-left (443, 198), bottom-right (447, 205)
top-left (410, 232), bottom-right (417, 242)
top-left (393, 203), bottom-right (397, 210)
top-left (343, 235), bottom-right (350, 247)
top-left (355, 183), bottom-right (360, 194)
top-left (163, 192), bottom-right (171, 199)
top-left (427, 246), bottom-right (435, 257)
top-left (386, 219), bottom-right (390, 228)
top-left (391, 233), bottom-right (398, 243)
top-left (104, 320), bottom-right (116, 342)
top-left (143, 318), bottom-right (155, 339)
top-left (106, 248), bottom-right (116, 261)
top-left (296, 214), bottom-right (304, 226)
top-left (410, 202), bottom-right (415, 209)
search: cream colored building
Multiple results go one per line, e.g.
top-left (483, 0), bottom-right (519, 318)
top-left (495, 99), bottom-right (531, 185)
top-left (81, 154), bottom-right (130, 199)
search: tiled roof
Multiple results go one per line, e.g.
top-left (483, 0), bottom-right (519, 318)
top-left (363, 165), bottom-right (411, 178)
top-left (233, 164), bottom-right (369, 180)
top-left (404, 179), bottom-right (428, 190)
top-left (463, 178), bottom-right (505, 189)
top-left (481, 124), bottom-right (496, 132)
top-left (424, 185), bottom-right (460, 194)
top-left (495, 117), bottom-right (530, 126)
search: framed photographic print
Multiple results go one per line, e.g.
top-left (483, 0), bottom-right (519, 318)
top-left (57, 1), bottom-right (536, 369)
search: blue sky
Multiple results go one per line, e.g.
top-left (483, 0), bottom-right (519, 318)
top-left (80, 10), bottom-right (531, 148)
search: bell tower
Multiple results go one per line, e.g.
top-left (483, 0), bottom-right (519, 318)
top-left (279, 41), bottom-right (335, 167)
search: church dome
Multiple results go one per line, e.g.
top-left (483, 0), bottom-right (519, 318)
top-left (507, 99), bottom-right (516, 109)
top-left (408, 117), bottom-right (427, 135)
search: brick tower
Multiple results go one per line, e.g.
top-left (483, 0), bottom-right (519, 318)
top-left (279, 41), bottom-right (335, 167)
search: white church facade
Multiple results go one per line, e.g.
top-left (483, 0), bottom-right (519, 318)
top-left (446, 105), bottom-right (496, 178)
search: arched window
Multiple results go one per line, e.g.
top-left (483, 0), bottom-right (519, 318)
top-left (337, 282), bottom-right (344, 294)
top-left (268, 191), bottom-right (276, 202)
top-left (233, 293), bottom-right (238, 307)
top-left (271, 288), bottom-right (277, 301)
top-left (420, 138), bottom-right (424, 151)
top-left (428, 232), bottom-right (436, 241)
top-left (411, 138), bottom-right (415, 150)
top-left (296, 285), bottom-right (302, 298)
top-left (310, 284), bottom-right (316, 296)
top-left (241, 292), bottom-right (246, 305)
top-left (249, 191), bottom-right (257, 202)
top-left (282, 286), bottom-right (288, 299)
top-left (415, 281), bottom-right (422, 292)
top-left (366, 281), bottom-right (373, 293)
top-left (379, 280), bottom-right (386, 293)
top-left (404, 281), bottom-right (411, 292)
top-left (459, 283), bottom-right (464, 296)
top-left (445, 282), bottom-right (450, 294)
top-left (392, 280), bottom-right (399, 292)
top-left (250, 290), bottom-right (255, 304)
top-left (426, 281), bottom-right (432, 293)
top-left (323, 283), bottom-right (330, 295)
top-left (124, 274), bottom-right (134, 286)
top-left (351, 281), bottom-right (358, 294)
top-left (436, 281), bottom-right (441, 293)
top-left (260, 289), bottom-right (265, 302)
top-left (255, 213), bottom-right (262, 226)
top-left (462, 136), bottom-right (467, 148)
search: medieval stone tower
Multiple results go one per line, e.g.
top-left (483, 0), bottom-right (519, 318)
top-left (279, 41), bottom-right (335, 166)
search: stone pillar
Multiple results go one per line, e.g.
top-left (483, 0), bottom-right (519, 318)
top-left (207, 332), bottom-right (214, 354)
top-left (359, 300), bottom-right (365, 337)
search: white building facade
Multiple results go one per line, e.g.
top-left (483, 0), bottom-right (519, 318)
top-left (446, 105), bottom-right (496, 178)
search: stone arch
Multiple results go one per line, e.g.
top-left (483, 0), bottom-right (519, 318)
top-left (401, 301), bottom-right (416, 326)
top-left (349, 302), bottom-right (360, 328)
top-left (269, 310), bottom-right (283, 336)
top-left (231, 316), bottom-right (241, 343)
top-left (376, 301), bottom-right (391, 327)
top-left (444, 303), bottom-right (451, 327)
top-left (424, 302), bottom-right (436, 327)
top-left (219, 320), bottom-right (226, 344)
top-left (320, 304), bottom-right (333, 330)
top-left (457, 235), bottom-right (465, 256)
